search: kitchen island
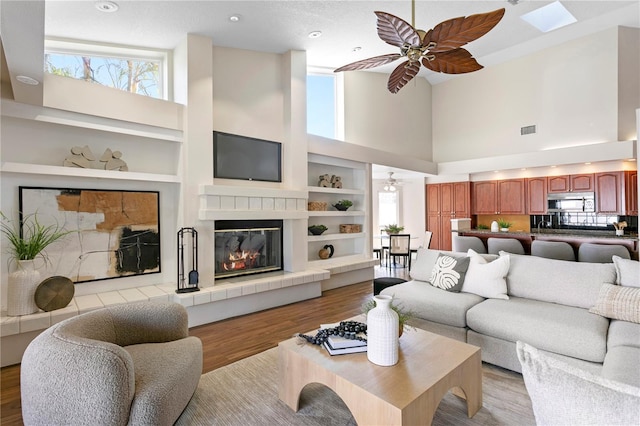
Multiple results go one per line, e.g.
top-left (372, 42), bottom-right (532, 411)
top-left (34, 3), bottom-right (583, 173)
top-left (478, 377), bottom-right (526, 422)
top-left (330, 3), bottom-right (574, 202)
top-left (456, 229), bottom-right (638, 260)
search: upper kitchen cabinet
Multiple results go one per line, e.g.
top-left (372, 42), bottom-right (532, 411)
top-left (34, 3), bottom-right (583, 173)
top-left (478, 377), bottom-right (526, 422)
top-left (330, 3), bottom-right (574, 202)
top-left (547, 174), bottom-right (594, 193)
top-left (472, 179), bottom-right (525, 215)
top-left (526, 177), bottom-right (547, 214)
top-left (595, 172), bottom-right (624, 214)
top-left (625, 170), bottom-right (638, 216)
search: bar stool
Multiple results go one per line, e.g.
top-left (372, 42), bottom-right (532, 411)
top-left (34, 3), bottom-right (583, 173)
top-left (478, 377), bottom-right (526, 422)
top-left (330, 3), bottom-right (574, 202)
top-left (487, 238), bottom-right (525, 255)
top-left (452, 236), bottom-right (486, 253)
top-left (578, 243), bottom-right (631, 263)
top-left (531, 240), bottom-right (576, 261)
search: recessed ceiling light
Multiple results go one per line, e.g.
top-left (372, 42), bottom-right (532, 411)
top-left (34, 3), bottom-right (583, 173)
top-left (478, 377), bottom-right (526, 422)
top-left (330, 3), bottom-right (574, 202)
top-left (627, 158), bottom-right (637, 162)
top-left (308, 31), bottom-right (322, 39)
top-left (16, 75), bottom-right (39, 86)
top-left (520, 1), bottom-right (576, 33)
top-left (94, 1), bottom-right (119, 13)
top-left (352, 47), bottom-right (362, 52)
top-left (584, 162), bottom-right (591, 165)
top-left (229, 15), bottom-right (241, 22)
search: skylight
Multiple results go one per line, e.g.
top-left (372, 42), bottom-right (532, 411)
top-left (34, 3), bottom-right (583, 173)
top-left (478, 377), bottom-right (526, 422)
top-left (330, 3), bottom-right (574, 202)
top-left (520, 1), bottom-right (577, 33)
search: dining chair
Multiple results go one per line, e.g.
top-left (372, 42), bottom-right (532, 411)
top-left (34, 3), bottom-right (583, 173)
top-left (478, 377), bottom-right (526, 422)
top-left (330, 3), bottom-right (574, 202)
top-left (410, 231), bottom-right (432, 259)
top-left (387, 234), bottom-right (411, 269)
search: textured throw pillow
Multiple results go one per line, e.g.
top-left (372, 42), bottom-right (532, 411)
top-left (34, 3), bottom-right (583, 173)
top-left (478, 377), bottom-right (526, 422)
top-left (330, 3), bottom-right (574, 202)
top-left (612, 255), bottom-right (640, 288)
top-left (429, 254), bottom-right (470, 292)
top-left (462, 249), bottom-right (510, 300)
top-left (516, 341), bottom-right (640, 426)
top-left (589, 283), bottom-right (640, 324)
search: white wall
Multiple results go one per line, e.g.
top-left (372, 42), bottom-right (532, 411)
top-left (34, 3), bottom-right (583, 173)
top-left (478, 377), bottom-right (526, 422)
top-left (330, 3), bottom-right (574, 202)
top-left (432, 27), bottom-right (631, 163)
top-left (344, 72), bottom-right (433, 162)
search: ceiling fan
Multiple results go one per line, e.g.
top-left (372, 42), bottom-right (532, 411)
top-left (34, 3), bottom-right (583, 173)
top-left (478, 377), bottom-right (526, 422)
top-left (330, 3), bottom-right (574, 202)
top-left (383, 172), bottom-right (400, 192)
top-left (334, 1), bottom-right (505, 94)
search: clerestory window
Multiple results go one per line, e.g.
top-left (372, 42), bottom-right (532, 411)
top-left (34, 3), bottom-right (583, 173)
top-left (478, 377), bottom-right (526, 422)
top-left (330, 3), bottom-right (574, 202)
top-left (44, 39), bottom-right (169, 100)
top-left (307, 68), bottom-right (344, 140)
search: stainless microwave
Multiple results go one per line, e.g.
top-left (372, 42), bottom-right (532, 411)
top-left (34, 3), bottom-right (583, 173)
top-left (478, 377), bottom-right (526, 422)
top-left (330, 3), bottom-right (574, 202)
top-left (547, 192), bottom-right (595, 213)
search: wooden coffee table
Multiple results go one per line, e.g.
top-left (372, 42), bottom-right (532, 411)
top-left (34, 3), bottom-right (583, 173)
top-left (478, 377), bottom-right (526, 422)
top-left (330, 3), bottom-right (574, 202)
top-left (278, 322), bottom-right (482, 425)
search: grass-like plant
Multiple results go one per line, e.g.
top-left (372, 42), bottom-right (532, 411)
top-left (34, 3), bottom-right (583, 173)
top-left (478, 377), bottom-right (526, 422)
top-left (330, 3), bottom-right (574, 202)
top-left (1, 212), bottom-right (72, 267)
top-left (476, 224), bottom-right (489, 230)
top-left (335, 199), bottom-right (353, 208)
top-left (497, 219), bottom-right (512, 229)
top-left (384, 223), bottom-right (404, 234)
top-left (362, 297), bottom-right (415, 333)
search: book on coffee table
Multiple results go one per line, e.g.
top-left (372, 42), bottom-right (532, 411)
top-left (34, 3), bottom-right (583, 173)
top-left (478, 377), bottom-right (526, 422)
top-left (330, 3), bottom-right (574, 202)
top-left (326, 335), bottom-right (367, 350)
top-left (323, 341), bottom-right (367, 356)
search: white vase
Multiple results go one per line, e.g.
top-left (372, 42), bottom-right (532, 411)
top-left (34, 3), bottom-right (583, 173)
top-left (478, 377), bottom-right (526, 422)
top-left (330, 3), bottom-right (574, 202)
top-left (491, 221), bottom-right (499, 232)
top-left (7, 260), bottom-right (41, 316)
top-left (367, 295), bottom-right (399, 366)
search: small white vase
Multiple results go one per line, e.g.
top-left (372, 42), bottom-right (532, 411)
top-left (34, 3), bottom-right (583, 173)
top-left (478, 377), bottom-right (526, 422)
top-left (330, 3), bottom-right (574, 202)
top-left (7, 260), bottom-right (41, 316)
top-left (367, 295), bottom-right (399, 366)
top-left (491, 221), bottom-right (499, 232)
top-left (616, 229), bottom-right (624, 236)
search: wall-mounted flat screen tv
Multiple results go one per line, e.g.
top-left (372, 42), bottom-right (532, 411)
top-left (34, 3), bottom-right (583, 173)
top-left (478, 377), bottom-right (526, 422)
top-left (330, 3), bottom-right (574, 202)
top-left (213, 131), bottom-right (282, 182)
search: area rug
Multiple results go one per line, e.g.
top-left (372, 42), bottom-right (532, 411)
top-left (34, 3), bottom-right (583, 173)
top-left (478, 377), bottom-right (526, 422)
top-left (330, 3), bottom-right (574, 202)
top-left (176, 347), bottom-right (535, 425)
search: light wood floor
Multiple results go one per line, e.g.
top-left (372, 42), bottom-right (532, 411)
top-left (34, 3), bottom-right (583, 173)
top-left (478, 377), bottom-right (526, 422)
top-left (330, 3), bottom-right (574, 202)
top-left (0, 266), bottom-right (409, 425)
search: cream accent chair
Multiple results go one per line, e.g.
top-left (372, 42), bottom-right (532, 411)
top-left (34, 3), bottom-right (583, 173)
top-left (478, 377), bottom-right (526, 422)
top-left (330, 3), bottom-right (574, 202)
top-left (21, 302), bottom-right (202, 426)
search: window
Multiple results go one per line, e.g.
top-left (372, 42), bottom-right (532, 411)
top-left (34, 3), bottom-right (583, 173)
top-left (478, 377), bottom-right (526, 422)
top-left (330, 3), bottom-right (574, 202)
top-left (44, 39), bottom-right (169, 100)
top-left (307, 68), bottom-right (344, 140)
top-left (378, 191), bottom-right (399, 228)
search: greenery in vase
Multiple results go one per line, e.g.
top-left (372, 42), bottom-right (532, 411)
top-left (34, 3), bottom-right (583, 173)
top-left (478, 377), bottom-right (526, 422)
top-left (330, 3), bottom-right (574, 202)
top-left (1, 212), bottom-right (72, 267)
top-left (476, 224), bottom-right (489, 230)
top-left (308, 224), bottom-right (328, 235)
top-left (362, 298), bottom-right (414, 332)
top-left (497, 219), bottom-right (512, 229)
top-left (384, 224), bottom-right (404, 234)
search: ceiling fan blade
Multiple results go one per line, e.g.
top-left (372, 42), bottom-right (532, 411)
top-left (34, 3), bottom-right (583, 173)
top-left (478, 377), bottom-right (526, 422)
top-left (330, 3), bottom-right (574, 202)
top-left (374, 11), bottom-right (421, 48)
top-left (422, 48), bottom-right (483, 74)
top-left (387, 60), bottom-right (420, 94)
top-left (424, 8), bottom-right (505, 53)
top-left (334, 53), bottom-right (402, 72)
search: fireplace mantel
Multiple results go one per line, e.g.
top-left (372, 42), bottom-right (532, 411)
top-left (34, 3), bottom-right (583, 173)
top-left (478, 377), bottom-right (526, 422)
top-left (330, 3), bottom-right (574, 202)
top-left (199, 184), bottom-right (308, 220)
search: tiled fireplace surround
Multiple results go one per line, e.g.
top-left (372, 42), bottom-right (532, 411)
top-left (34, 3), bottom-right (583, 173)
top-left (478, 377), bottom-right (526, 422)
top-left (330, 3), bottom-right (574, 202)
top-left (0, 184), bottom-right (376, 367)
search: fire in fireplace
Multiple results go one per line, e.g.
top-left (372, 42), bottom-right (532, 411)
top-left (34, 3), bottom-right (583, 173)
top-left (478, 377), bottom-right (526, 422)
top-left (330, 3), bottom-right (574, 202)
top-left (214, 220), bottom-right (283, 279)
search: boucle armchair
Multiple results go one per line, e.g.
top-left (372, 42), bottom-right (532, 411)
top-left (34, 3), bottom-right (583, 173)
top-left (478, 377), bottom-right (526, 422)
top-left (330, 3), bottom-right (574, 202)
top-left (21, 301), bottom-right (202, 426)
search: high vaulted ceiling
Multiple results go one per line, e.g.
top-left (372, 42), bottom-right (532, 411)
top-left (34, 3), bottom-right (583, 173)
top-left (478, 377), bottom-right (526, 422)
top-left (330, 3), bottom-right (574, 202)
top-left (1, 1), bottom-right (639, 102)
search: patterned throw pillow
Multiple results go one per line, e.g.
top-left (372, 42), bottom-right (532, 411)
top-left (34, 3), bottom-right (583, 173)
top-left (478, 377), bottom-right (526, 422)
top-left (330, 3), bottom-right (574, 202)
top-left (429, 254), bottom-right (470, 292)
top-left (589, 283), bottom-right (640, 324)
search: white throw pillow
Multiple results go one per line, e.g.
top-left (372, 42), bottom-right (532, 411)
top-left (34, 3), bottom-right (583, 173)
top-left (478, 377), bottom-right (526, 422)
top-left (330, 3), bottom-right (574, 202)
top-left (612, 255), bottom-right (640, 288)
top-left (516, 341), bottom-right (640, 426)
top-left (461, 248), bottom-right (510, 300)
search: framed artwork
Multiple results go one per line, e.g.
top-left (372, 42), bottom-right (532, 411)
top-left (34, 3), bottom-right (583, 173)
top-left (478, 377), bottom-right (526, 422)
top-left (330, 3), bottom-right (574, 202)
top-left (19, 187), bottom-right (161, 283)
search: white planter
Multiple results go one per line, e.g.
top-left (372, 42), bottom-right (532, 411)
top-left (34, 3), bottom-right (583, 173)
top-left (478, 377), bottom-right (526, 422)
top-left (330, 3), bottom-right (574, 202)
top-left (367, 295), bottom-right (399, 366)
top-left (7, 260), bottom-right (41, 316)
top-left (616, 229), bottom-right (624, 236)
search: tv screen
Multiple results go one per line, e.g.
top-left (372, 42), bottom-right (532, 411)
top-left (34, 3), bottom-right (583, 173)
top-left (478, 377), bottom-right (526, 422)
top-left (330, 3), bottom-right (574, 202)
top-left (213, 131), bottom-right (282, 182)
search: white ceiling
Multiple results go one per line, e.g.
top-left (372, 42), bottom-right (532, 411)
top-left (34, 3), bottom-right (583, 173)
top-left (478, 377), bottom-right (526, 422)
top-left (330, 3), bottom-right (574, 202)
top-left (40, 0), bottom-right (639, 86)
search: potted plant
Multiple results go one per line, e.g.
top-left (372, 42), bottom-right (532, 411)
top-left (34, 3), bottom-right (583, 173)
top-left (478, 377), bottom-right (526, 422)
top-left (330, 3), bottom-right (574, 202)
top-left (363, 297), bottom-right (414, 336)
top-left (332, 199), bottom-right (353, 211)
top-left (476, 224), bottom-right (489, 230)
top-left (497, 219), bottom-right (512, 232)
top-left (383, 224), bottom-right (404, 234)
top-left (1, 212), bottom-right (72, 316)
top-left (308, 224), bottom-right (328, 235)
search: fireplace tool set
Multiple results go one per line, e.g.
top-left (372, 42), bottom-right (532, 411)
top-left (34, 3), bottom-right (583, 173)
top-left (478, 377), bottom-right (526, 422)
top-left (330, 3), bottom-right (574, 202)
top-left (177, 227), bottom-right (200, 293)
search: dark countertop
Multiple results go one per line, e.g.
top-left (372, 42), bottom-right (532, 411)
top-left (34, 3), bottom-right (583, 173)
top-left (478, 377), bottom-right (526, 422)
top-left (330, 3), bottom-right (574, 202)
top-left (459, 229), bottom-right (638, 241)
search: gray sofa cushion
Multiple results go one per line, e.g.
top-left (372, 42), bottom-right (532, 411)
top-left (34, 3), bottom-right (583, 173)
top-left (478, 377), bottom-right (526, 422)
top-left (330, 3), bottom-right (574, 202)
top-left (602, 346), bottom-right (640, 387)
top-left (607, 320), bottom-right (640, 349)
top-left (504, 253), bottom-right (616, 309)
top-left (380, 279), bottom-right (484, 328)
top-left (467, 297), bottom-right (609, 362)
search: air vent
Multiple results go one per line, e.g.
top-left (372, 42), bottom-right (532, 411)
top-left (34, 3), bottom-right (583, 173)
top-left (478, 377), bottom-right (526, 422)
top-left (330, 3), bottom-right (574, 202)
top-left (521, 125), bottom-right (536, 135)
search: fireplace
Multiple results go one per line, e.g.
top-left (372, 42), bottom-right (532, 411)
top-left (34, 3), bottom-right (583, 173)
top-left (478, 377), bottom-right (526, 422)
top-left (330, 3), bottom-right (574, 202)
top-left (214, 220), bottom-right (283, 279)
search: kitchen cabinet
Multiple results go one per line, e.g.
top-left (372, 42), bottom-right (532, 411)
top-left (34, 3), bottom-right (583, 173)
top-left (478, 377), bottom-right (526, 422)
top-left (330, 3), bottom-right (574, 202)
top-left (595, 172), bottom-right (624, 214)
top-left (548, 174), bottom-right (594, 193)
top-left (426, 182), bottom-right (469, 250)
top-left (472, 179), bottom-right (525, 215)
top-left (625, 170), bottom-right (638, 215)
top-left (526, 177), bottom-right (547, 214)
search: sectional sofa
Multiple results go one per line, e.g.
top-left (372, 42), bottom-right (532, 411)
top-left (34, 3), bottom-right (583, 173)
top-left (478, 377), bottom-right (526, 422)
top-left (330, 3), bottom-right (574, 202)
top-left (380, 248), bottom-right (640, 388)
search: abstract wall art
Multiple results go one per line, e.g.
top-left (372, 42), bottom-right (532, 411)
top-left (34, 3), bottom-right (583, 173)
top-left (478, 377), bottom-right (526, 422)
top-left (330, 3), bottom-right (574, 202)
top-left (19, 187), bottom-right (160, 283)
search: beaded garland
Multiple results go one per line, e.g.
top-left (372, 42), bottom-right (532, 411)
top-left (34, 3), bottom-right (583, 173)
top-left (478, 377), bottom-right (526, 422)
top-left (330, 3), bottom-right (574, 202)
top-left (297, 321), bottom-right (367, 345)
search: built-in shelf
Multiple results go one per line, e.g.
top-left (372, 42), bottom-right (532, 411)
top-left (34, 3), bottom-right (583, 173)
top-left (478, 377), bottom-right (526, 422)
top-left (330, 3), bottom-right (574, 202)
top-left (307, 232), bottom-right (365, 242)
top-left (2, 99), bottom-right (184, 143)
top-left (308, 211), bottom-right (366, 217)
top-left (307, 186), bottom-right (365, 195)
top-left (1, 162), bottom-right (181, 183)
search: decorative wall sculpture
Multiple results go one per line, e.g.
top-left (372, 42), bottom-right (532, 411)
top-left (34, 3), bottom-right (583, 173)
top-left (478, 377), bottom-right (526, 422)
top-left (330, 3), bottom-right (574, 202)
top-left (19, 187), bottom-right (160, 283)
